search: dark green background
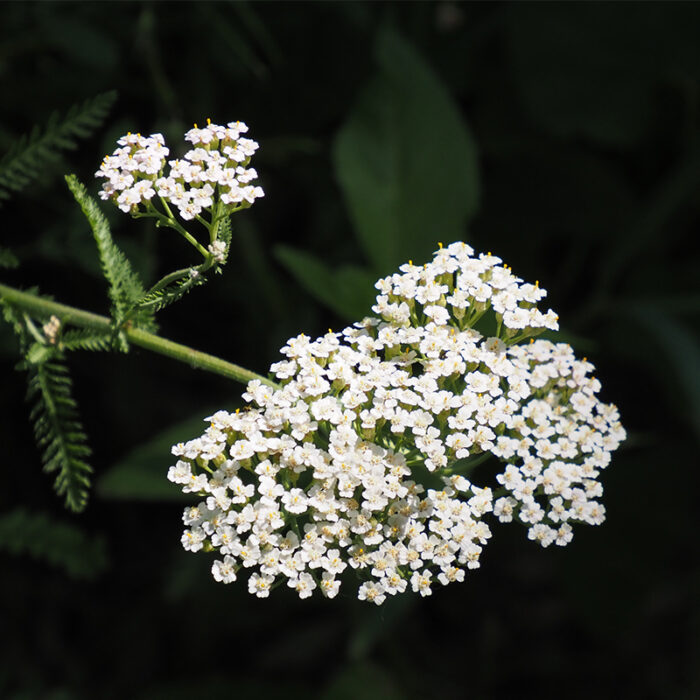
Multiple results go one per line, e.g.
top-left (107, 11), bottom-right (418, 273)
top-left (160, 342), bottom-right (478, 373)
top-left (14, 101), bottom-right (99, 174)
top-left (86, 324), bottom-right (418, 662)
top-left (1, 2), bottom-right (698, 699)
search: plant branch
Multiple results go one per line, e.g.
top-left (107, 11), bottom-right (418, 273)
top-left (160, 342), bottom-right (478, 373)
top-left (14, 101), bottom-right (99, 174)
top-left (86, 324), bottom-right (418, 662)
top-left (0, 282), bottom-right (277, 388)
top-left (146, 266), bottom-right (196, 295)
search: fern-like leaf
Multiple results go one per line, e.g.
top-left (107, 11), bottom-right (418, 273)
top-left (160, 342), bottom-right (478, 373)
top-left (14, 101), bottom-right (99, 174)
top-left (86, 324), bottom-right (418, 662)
top-left (27, 354), bottom-right (93, 512)
top-left (1, 297), bottom-right (97, 512)
top-left (0, 91), bottom-right (117, 206)
top-left (65, 174), bottom-right (157, 334)
top-left (65, 174), bottom-right (144, 308)
top-left (137, 274), bottom-right (205, 313)
top-left (0, 508), bottom-right (108, 580)
top-left (0, 296), bottom-right (26, 340)
top-left (59, 328), bottom-right (111, 352)
top-left (0, 246), bottom-right (19, 268)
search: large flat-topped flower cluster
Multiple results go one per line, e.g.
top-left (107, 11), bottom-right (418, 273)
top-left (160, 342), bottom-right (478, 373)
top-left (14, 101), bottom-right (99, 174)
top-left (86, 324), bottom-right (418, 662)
top-left (168, 242), bottom-right (625, 603)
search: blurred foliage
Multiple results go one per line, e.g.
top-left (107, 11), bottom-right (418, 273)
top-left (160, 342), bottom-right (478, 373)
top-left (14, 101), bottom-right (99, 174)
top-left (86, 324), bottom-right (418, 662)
top-left (0, 508), bottom-right (108, 580)
top-left (333, 28), bottom-right (479, 273)
top-left (0, 91), bottom-right (116, 206)
top-left (0, 2), bottom-right (698, 699)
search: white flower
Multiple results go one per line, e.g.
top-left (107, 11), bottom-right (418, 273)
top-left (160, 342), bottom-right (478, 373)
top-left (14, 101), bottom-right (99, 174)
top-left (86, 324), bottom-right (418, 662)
top-left (181, 527), bottom-right (206, 552)
top-left (410, 570), bottom-right (434, 597)
top-left (212, 556), bottom-right (238, 583)
top-left (358, 581), bottom-right (387, 605)
top-left (319, 572), bottom-right (341, 598)
top-left (287, 572), bottom-right (317, 599)
top-left (248, 572), bottom-right (274, 598)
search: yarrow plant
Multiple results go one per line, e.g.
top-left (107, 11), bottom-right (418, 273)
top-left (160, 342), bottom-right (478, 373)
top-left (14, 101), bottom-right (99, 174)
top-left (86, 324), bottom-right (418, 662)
top-left (167, 242), bottom-right (626, 604)
top-left (0, 112), bottom-right (625, 603)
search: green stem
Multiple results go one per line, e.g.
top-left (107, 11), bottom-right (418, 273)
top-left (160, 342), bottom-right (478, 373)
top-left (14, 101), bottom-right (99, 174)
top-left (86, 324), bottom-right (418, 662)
top-left (134, 209), bottom-right (210, 259)
top-left (158, 196), bottom-right (176, 221)
top-left (442, 451), bottom-right (493, 476)
top-left (146, 266), bottom-right (195, 295)
top-left (23, 314), bottom-right (46, 344)
top-left (146, 257), bottom-right (215, 297)
top-left (208, 201), bottom-right (223, 244)
top-left (0, 282), bottom-right (278, 388)
top-left (290, 514), bottom-right (302, 541)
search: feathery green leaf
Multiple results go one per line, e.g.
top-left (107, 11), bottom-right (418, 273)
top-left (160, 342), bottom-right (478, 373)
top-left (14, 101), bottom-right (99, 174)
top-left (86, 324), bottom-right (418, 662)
top-left (0, 296), bottom-right (25, 336)
top-left (0, 91), bottom-right (117, 206)
top-left (64, 174), bottom-right (144, 308)
top-left (1, 296), bottom-right (96, 512)
top-left (65, 174), bottom-right (157, 334)
top-left (59, 327), bottom-right (111, 352)
top-left (137, 274), bottom-right (205, 313)
top-left (0, 508), bottom-right (108, 579)
top-left (26, 342), bottom-right (55, 365)
top-left (27, 354), bottom-right (93, 512)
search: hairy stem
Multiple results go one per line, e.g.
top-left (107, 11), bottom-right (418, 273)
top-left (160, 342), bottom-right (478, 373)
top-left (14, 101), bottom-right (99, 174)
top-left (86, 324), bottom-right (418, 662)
top-left (0, 282), bottom-right (277, 388)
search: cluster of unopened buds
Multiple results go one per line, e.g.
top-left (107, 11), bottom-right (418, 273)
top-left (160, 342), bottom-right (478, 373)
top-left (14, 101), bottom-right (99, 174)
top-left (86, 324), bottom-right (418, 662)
top-left (95, 119), bottom-right (264, 221)
top-left (168, 241), bottom-right (625, 604)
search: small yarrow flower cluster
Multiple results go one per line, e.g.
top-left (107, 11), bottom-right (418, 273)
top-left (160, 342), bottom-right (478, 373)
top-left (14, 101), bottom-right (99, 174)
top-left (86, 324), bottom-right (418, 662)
top-left (168, 242), bottom-right (625, 603)
top-left (95, 120), bottom-right (263, 219)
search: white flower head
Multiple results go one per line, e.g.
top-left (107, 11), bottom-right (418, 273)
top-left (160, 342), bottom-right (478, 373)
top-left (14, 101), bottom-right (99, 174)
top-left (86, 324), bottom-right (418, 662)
top-left (97, 120), bottom-right (264, 222)
top-left (168, 242), bottom-right (625, 603)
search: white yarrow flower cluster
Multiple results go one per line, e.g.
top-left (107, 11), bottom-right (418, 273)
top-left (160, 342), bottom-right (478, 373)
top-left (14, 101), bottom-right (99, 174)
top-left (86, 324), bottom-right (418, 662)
top-left (168, 242), bottom-right (625, 603)
top-left (95, 120), bottom-right (263, 219)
